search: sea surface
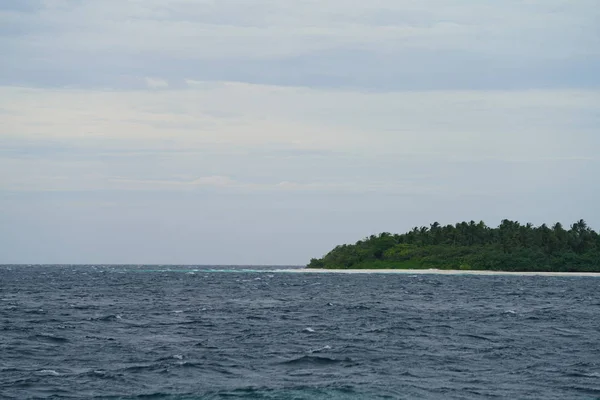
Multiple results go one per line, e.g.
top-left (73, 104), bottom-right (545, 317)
top-left (1, 265), bottom-right (600, 399)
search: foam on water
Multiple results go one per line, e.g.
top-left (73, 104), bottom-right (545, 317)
top-left (38, 370), bottom-right (60, 376)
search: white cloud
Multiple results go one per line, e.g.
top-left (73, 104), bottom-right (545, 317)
top-left (2, 0), bottom-right (598, 90)
top-left (0, 170), bottom-right (435, 194)
top-left (0, 82), bottom-right (598, 200)
top-left (31, 1), bottom-right (593, 59)
top-left (145, 77), bottom-right (169, 89)
top-left (1, 84), bottom-right (598, 160)
top-left (110, 175), bottom-right (239, 189)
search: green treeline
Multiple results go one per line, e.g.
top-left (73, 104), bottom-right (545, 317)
top-left (308, 220), bottom-right (600, 272)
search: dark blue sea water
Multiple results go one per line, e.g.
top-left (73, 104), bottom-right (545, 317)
top-left (1, 265), bottom-right (600, 399)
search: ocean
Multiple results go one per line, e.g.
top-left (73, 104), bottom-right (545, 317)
top-left (1, 265), bottom-right (599, 399)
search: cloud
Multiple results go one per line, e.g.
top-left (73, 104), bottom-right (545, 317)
top-left (145, 77), bottom-right (169, 89)
top-left (1, 80), bottom-right (597, 207)
top-left (1, 84), bottom-right (598, 161)
top-left (1, 0), bottom-right (598, 90)
top-left (110, 176), bottom-right (239, 189)
top-left (116, 176), bottom-right (420, 193)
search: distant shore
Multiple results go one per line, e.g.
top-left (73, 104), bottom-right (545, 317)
top-left (308, 220), bottom-right (600, 273)
top-left (299, 268), bottom-right (600, 277)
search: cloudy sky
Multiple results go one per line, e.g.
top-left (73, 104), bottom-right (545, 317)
top-left (1, 0), bottom-right (599, 265)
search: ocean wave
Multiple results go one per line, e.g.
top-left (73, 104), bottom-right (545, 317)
top-left (279, 355), bottom-right (356, 367)
top-left (2, 264), bottom-right (600, 399)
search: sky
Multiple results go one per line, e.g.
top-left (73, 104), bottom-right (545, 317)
top-left (1, 0), bottom-right (599, 265)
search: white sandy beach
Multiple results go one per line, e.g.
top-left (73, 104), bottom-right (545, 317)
top-left (293, 268), bottom-right (600, 277)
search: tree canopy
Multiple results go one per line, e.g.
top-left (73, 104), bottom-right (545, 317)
top-left (308, 219), bottom-right (600, 272)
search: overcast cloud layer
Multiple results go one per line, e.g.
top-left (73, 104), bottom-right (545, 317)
top-left (1, 0), bottom-right (599, 264)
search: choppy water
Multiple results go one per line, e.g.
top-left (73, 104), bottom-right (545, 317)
top-left (1, 265), bottom-right (600, 399)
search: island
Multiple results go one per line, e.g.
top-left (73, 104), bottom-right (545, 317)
top-left (308, 220), bottom-right (600, 272)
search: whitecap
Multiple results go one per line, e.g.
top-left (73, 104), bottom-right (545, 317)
top-left (173, 354), bottom-right (183, 360)
top-left (304, 327), bottom-right (316, 333)
top-left (310, 345), bottom-right (332, 353)
top-left (39, 369), bottom-right (60, 376)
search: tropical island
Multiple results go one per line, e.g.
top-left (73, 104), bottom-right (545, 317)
top-left (308, 220), bottom-right (600, 272)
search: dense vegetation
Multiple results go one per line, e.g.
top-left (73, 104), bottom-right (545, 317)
top-left (308, 220), bottom-right (600, 272)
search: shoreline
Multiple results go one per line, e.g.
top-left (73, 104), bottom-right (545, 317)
top-left (296, 268), bottom-right (600, 277)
